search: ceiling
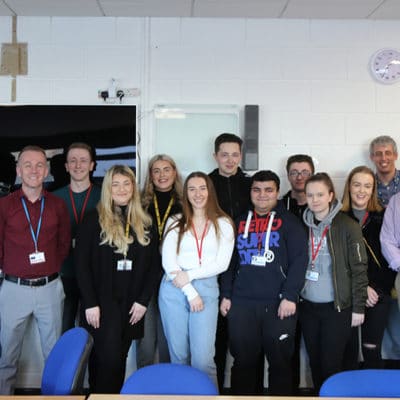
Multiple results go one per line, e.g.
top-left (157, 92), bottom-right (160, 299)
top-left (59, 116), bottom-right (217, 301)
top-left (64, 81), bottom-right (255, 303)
top-left (0, 0), bottom-right (400, 19)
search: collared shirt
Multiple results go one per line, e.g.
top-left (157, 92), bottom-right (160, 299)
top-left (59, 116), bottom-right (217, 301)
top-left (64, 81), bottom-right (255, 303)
top-left (0, 188), bottom-right (71, 279)
top-left (377, 169), bottom-right (400, 208)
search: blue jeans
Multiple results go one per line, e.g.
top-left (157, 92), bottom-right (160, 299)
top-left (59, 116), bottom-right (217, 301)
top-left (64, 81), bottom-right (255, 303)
top-left (159, 275), bottom-right (219, 386)
top-left (382, 298), bottom-right (400, 359)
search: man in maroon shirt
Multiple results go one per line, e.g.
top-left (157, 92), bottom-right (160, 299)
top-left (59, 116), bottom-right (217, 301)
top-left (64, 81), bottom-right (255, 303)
top-left (0, 145), bottom-right (70, 394)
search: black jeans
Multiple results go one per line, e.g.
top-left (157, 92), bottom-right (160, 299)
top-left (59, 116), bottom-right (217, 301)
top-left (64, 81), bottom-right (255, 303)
top-left (299, 299), bottom-right (352, 392)
top-left (61, 275), bottom-right (80, 332)
top-left (85, 298), bottom-right (138, 393)
top-left (228, 302), bottom-right (296, 395)
top-left (214, 312), bottom-right (229, 392)
top-left (343, 293), bottom-right (391, 370)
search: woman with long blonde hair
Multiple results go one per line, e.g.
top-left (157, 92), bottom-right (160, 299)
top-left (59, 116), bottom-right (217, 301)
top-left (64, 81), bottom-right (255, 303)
top-left (136, 154), bottom-right (183, 368)
top-left (75, 165), bottom-right (158, 393)
top-left (159, 171), bottom-right (235, 388)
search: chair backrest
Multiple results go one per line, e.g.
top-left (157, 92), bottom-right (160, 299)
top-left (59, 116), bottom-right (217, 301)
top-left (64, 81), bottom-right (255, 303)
top-left (320, 369), bottom-right (400, 397)
top-left (120, 363), bottom-right (218, 395)
top-left (41, 327), bottom-right (93, 395)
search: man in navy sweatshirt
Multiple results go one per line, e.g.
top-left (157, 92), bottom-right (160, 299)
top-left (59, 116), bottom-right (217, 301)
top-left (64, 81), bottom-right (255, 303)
top-left (220, 170), bottom-right (307, 395)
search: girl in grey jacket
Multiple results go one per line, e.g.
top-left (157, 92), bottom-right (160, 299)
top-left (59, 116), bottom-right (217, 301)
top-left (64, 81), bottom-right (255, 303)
top-left (299, 172), bottom-right (368, 392)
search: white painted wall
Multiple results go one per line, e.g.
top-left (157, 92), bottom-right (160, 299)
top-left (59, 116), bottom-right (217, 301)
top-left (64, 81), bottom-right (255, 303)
top-left (0, 16), bottom-right (399, 193)
top-left (1, 15), bottom-right (399, 388)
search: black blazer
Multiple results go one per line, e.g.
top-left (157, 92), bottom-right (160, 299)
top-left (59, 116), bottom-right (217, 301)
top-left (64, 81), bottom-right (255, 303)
top-left (75, 209), bottom-right (159, 338)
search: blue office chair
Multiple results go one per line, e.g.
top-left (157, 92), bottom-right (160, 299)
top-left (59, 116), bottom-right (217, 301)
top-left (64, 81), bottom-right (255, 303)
top-left (41, 327), bottom-right (93, 395)
top-left (120, 363), bottom-right (218, 395)
top-left (320, 369), bottom-right (400, 397)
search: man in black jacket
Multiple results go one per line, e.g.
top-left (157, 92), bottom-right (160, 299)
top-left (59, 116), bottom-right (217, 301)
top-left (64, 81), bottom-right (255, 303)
top-left (281, 153), bottom-right (314, 392)
top-left (209, 133), bottom-right (251, 392)
top-left (209, 133), bottom-right (251, 220)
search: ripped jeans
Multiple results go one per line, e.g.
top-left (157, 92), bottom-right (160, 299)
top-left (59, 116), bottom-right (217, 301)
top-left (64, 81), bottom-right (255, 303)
top-left (343, 293), bottom-right (391, 370)
top-left (227, 301), bottom-right (296, 395)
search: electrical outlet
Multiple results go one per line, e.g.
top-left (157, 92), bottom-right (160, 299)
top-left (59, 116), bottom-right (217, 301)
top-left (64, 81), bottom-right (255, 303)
top-left (125, 88), bottom-right (140, 97)
top-left (98, 90), bottom-right (108, 98)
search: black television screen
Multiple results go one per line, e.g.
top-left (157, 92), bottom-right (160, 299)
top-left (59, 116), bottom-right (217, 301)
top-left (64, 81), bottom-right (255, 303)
top-left (0, 104), bottom-right (136, 191)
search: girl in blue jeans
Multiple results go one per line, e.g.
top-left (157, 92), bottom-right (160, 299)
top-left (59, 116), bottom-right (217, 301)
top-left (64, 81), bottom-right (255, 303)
top-left (159, 171), bottom-right (234, 388)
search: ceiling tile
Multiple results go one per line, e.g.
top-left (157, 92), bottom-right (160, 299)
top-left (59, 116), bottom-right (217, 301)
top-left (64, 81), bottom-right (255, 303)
top-left (5, 0), bottom-right (103, 16)
top-left (100, 0), bottom-right (192, 17)
top-left (1, 0), bottom-right (400, 20)
top-left (369, 0), bottom-right (400, 19)
top-left (283, 0), bottom-right (383, 19)
top-left (0, 2), bottom-right (14, 15)
top-left (194, 0), bottom-right (287, 18)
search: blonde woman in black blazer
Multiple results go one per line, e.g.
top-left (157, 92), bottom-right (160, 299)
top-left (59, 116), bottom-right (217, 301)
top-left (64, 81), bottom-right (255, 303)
top-left (75, 165), bottom-right (159, 393)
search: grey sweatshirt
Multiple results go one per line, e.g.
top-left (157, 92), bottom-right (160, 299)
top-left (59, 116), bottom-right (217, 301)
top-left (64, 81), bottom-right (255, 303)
top-left (301, 199), bottom-right (342, 303)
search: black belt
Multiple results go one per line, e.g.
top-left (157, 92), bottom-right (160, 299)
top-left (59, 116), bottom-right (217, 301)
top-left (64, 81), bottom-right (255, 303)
top-left (4, 273), bottom-right (59, 287)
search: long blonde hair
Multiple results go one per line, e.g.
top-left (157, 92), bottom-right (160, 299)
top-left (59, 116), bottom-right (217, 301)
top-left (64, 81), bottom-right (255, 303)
top-left (141, 154), bottom-right (183, 210)
top-left (341, 165), bottom-right (382, 213)
top-left (98, 165), bottom-right (152, 253)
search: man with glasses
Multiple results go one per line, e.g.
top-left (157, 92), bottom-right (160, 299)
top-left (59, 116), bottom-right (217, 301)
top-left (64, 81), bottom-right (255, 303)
top-left (281, 154), bottom-right (314, 392)
top-left (220, 170), bottom-right (307, 395)
top-left (54, 143), bottom-right (101, 332)
top-left (282, 154), bottom-right (315, 220)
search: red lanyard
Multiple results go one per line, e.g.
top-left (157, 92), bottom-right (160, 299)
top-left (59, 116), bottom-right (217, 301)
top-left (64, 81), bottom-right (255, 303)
top-left (310, 226), bottom-right (329, 268)
top-left (361, 211), bottom-right (369, 227)
top-left (68, 184), bottom-right (93, 224)
top-left (193, 220), bottom-right (209, 266)
top-left (253, 211), bottom-right (269, 253)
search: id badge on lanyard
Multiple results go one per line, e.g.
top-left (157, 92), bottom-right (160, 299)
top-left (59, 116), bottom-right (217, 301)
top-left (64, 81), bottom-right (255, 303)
top-left (117, 259), bottom-right (132, 271)
top-left (29, 251), bottom-right (46, 264)
top-left (306, 226), bottom-right (329, 282)
top-left (250, 212), bottom-right (276, 267)
top-left (22, 197), bottom-right (46, 266)
top-left (305, 269), bottom-right (319, 281)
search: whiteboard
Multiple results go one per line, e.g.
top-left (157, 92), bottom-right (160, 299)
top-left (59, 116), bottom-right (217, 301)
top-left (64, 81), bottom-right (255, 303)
top-left (154, 104), bottom-right (240, 178)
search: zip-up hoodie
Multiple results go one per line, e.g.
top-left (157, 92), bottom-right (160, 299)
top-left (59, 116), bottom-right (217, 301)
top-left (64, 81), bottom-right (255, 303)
top-left (302, 200), bottom-right (368, 313)
top-left (220, 200), bottom-right (308, 305)
top-left (209, 167), bottom-right (251, 219)
top-left (282, 190), bottom-right (308, 223)
top-left (302, 200), bottom-right (341, 303)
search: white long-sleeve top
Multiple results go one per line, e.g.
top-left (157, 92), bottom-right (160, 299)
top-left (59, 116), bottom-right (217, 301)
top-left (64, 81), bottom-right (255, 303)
top-left (161, 215), bottom-right (235, 301)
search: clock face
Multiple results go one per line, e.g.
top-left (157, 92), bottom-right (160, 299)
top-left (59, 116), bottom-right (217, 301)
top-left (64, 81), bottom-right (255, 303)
top-left (370, 48), bottom-right (400, 84)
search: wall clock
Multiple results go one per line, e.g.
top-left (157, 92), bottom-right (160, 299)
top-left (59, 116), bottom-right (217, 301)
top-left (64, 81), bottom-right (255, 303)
top-left (370, 48), bottom-right (400, 84)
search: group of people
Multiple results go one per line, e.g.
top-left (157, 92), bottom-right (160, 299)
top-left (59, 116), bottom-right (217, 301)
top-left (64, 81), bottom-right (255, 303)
top-left (0, 133), bottom-right (400, 396)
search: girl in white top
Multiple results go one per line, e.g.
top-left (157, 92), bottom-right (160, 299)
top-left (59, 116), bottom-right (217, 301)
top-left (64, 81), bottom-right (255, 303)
top-left (159, 171), bottom-right (235, 388)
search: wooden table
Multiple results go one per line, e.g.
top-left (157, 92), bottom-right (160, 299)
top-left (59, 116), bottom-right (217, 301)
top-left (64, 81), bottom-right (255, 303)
top-left (89, 395), bottom-right (399, 400)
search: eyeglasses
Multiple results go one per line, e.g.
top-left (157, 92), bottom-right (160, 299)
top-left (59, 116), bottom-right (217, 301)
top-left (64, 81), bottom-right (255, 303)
top-left (289, 170), bottom-right (312, 178)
